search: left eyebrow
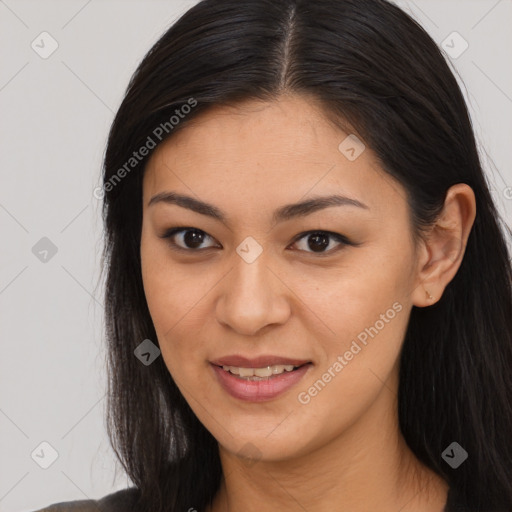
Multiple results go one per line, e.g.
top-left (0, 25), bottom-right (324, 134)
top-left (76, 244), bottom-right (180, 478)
top-left (147, 191), bottom-right (369, 225)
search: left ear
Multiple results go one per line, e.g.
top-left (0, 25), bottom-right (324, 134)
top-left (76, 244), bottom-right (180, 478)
top-left (411, 183), bottom-right (477, 307)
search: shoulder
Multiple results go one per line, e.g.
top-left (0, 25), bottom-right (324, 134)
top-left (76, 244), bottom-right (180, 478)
top-left (29, 487), bottom-right (140, 512)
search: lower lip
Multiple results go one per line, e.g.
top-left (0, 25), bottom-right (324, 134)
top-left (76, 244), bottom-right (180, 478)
top-left (211, 363), bottom-right (312, 402)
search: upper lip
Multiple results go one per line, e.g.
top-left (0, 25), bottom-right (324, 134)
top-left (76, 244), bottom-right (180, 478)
top-left (210, 355), bottom-right (311, 368)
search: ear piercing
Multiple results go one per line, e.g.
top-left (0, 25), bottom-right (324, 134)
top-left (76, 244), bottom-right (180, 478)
top-left (425, 289), bottom-right (434, 301)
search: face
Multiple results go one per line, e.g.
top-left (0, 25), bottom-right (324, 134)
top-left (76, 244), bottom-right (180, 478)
top-left (140, 94), bottom-right (421, 462)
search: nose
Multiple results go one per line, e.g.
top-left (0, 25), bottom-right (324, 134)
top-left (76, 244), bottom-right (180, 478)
top-left (215, 252), bottom-right (291, 336)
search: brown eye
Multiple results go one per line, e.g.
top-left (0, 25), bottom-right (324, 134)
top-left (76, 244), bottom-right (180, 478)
top-left (160, 227), bottom-right (219, 251)
top-left (291, 231), bottom-right (351, 254)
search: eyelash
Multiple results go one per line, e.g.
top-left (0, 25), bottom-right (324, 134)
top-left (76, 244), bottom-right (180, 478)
top-left (159, 227), bottom-right (353, 256)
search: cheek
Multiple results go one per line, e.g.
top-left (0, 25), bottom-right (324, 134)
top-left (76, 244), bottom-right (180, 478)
top-left (294, 290), bottom-right (409, 443)
top-left (140, 243), bottom-right (203, 372)
top-left (289, 244), bottom-right (413, 405)
top-left (289, 245), bottom-right (412, 341)
top-left (141, 232), bottom-right (201, 331)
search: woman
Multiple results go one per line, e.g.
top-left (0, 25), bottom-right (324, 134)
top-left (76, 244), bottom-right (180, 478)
top-left (33, 0), bottom-right (512, 511)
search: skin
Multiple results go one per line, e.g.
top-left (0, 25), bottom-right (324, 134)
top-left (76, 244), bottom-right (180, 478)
top-left (140, 93), bottom-right (476, 512)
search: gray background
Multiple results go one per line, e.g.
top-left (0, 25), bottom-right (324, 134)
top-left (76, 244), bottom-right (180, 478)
top-left (1, 1), bottom-right (511, 510)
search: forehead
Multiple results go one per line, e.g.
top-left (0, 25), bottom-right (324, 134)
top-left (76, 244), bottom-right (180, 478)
top-left (142, 95), bottom-right (407, 221)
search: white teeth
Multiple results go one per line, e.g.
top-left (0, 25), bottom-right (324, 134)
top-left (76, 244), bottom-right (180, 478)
top-left (222, 364), bottom-right (297, 377)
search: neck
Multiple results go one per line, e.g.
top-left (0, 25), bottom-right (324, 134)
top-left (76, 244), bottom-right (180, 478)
top-left (206, 365), bottom-right (449, 512)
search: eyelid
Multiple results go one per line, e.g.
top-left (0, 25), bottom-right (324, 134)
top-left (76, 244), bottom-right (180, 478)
top-left (159, 227), bottom-right (220, 252)
top-left (159, 227), bottom-right (354, 254)
top-left (289, 230), bottom-right (353, 256)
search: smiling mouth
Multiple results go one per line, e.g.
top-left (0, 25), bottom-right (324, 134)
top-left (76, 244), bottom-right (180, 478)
top-left (210, 361), bottom-right (312, 401)
top-left (213, 362), bottom-right (311, 380)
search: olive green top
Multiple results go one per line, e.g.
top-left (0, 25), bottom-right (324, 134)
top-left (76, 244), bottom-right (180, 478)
top-left (30, 488), bottom-right (139, 512)
top-left (31, 485), bottom-right (472, 511)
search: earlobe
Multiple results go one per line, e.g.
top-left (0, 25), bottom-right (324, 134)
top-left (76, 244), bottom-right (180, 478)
top-left (411, 184), bottom-right (476, 307)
